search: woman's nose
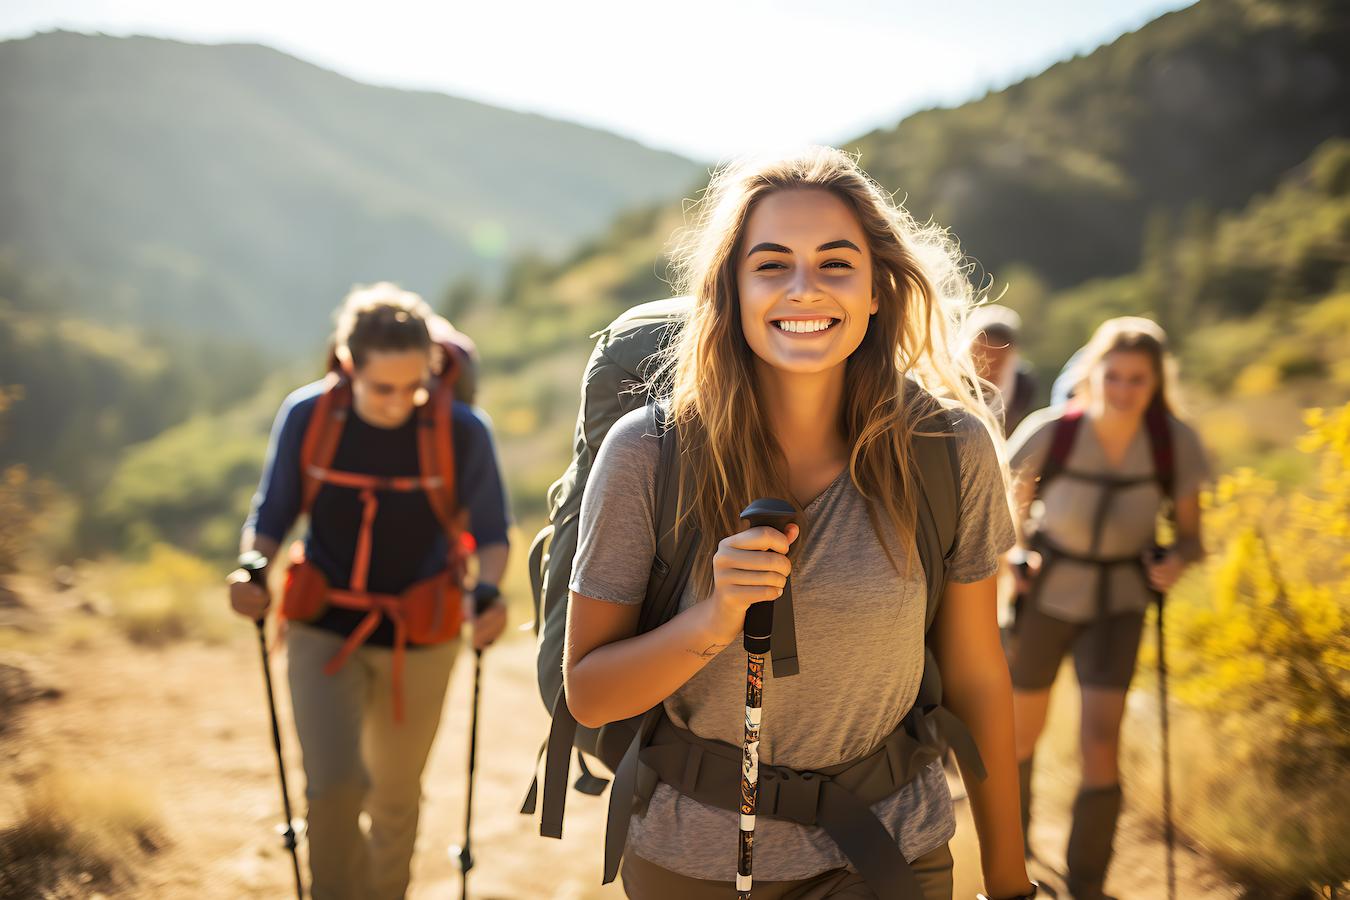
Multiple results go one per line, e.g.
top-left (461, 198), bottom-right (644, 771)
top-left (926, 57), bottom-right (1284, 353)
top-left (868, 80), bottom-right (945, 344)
top-left (788, 268), bottom-right (822, 303)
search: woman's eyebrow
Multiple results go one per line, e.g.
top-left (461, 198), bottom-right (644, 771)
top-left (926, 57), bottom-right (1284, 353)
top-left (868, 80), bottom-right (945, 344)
top-left (747, 241), bottom-right (791, 256)
top-left (817, 239), bottom-right (861, 253)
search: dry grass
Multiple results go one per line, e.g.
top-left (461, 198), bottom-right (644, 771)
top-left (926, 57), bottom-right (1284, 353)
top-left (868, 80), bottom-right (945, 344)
top-left (0, 767), bottom-right (164, 898)
top-left (84, 544), bottom-right (236, 647)
top-left (1120, 696), bottom-right (1350, 896)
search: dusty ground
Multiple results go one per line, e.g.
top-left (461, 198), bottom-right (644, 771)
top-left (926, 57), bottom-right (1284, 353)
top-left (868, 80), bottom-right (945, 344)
top-left (0, 576), bottom-right (1240, 899)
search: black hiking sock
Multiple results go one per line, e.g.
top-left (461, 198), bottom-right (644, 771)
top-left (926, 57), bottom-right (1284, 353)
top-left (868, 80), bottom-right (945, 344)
top-left (1066, 783), bottom-right (1122, 900)
top-left (1018, 757), bottom-right (1034, 858)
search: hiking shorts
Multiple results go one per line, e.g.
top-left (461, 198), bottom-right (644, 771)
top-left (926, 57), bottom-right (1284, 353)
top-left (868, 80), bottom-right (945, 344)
top-left (619, 843), bottom-right (954, 899)
top-left (1008, 599), bottom-right (1144, 692)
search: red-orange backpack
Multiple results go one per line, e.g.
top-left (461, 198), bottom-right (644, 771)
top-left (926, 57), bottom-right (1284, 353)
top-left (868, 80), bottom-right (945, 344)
top-left (280, 319), bottom-right (475, 722)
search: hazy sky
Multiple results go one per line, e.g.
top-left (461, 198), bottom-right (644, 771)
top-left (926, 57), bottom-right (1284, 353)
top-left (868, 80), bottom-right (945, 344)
top-left (2, 0), bottom-right (1196, 161)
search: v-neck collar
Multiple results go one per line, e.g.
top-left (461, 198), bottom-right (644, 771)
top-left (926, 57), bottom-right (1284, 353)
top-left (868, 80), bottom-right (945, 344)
top-left (1083, 415), bottom-right (1144, 470)
top-left (801, 465), bottom-right (851, 514)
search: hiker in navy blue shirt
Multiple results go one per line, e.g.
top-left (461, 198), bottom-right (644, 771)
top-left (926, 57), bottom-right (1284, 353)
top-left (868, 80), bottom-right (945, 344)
top-left (228, 283), bottom-right (510, 900)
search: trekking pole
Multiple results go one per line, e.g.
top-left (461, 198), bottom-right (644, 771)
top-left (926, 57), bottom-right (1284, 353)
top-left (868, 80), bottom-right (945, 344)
top-left (451, 587), bottom-right (498, 899)
top-left (736, 498), bottom-right (796, 900)
top-left (239, 551), bottom-right (305, 900)
top-left (1150, 546), bottom-right (1176, 900)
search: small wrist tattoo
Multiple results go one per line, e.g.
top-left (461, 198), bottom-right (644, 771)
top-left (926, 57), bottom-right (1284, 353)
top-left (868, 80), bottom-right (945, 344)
top-left (687, 642), bottom-right (727, 660)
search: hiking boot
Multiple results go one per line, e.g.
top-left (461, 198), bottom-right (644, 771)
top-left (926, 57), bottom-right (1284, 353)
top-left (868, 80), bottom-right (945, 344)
top-left (1066, 784), bottom-right (1122, 900)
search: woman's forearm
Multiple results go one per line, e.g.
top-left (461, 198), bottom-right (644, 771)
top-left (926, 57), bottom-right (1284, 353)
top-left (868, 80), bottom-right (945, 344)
top-left (475, 541), bottom-right (509, 588)
top-left (1174, 533), bottom-right (1204, 565)
top-left (946, 657), bottom-right (1033, 896)
top-left (240, 530), bottom-right (280, 564)
top-left (564, 596), bottom-right (730, 729)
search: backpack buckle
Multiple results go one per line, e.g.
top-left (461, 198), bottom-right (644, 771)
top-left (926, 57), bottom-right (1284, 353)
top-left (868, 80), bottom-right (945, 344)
top-left (762, 767), bottom-right (824, 825)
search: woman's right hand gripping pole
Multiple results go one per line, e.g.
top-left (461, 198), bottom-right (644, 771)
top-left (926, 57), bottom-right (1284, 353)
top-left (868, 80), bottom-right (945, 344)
top-left (697, 521), bottom-right (800, 654)
top-left (563, 521), bottom-right (798, 730)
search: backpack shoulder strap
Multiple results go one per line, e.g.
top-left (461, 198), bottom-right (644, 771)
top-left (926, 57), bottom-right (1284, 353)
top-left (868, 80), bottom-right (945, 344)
top-left (416, 385), bottom-right (460, 543)
top-left (907, 390), bottom-right (961, 627)
top-left (298, 372), bottom-right (349, 515)
top-left (1144, 399), bottom-right (1175, 501)
top-left (637, 401), bottom-right (698, 634)
top-left (1039, 404), bottom-right (1085, 497)
top-left (908, 396), bottom-right (989, 782)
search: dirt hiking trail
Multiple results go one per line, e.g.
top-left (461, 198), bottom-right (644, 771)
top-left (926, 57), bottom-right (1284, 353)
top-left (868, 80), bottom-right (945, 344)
top-left (0, 576), bottom-right (1240, 898)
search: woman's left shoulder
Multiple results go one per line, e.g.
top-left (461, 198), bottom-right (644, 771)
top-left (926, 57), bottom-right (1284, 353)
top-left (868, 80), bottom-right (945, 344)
top-left (1164, 413), bottom-right (1212, 475)
top-left (450, 400), bottom-right (492, 435)
top-left (1164, 413), bottom-right (1204, 447)
top-left (946, 407), bottom-right (1000, 466)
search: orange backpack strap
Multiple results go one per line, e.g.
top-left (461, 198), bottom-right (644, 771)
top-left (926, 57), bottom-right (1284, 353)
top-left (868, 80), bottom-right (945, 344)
top-left (416, 385), bottom-right (460, 544)
top-left (299, 373), bottom-right (350, 515)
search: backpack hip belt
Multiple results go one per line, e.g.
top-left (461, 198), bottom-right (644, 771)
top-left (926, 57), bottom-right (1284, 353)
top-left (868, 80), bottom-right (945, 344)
top-left (588, 651), bottom-right (986, 899)
top-left (629, 708), bottom-right (953, 898)
top-left (324, 585), bottom-right (411, 719)
top-left (1029, 529), bottom-right (1151, 660)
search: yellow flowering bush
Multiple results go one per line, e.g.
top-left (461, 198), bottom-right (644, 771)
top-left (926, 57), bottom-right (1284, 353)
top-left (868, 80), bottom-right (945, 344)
top-left (1163, 403), bottom-right (1350, 889)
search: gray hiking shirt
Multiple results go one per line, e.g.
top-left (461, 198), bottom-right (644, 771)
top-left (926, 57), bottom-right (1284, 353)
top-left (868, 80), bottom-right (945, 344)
top-left (570, 407), bottom-right (1015, 881)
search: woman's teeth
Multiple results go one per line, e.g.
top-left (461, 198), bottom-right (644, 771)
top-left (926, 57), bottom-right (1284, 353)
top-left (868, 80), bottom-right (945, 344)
top-left (774, 318), bottom-right (836, 334)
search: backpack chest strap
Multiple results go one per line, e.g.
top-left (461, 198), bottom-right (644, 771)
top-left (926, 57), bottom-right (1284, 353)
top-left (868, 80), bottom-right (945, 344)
top-left (305, 466), bottom-right (445, 493)
top-left (304, 466), bottom-right (447, 594)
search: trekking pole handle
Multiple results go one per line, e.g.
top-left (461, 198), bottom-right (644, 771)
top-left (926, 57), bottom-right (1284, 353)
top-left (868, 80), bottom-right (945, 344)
top-left (471, 582), bottom-right (501, 617)
top-left (1148, 544), bottom-right (1170, 605)
top-left (238, 550), bottom-right (270, 623)
top-left (740, 498), bottom-right (796, 654)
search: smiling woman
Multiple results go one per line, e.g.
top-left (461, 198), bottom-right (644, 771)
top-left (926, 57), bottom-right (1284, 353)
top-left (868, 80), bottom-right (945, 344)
top-left (562, 147), bottom-right (1037, 900)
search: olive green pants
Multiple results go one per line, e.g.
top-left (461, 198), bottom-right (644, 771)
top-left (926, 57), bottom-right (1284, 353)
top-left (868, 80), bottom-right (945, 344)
top-left (620, 843), bottom-right (955, 899)
top-left (286, 622), bottom-right (461, 900)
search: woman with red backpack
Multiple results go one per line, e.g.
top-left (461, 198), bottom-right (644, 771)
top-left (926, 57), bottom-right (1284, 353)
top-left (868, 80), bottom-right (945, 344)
top-left (1006, 317), bottom-right (1209, 899)
top-left (562, 148), bottom-right (1035, 899)
top-left (227, 283), bottom-right (510, 900)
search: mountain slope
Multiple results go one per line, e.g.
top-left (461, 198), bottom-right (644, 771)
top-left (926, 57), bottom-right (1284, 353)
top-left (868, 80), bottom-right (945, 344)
top-left (0, 31), bottom-right (699, 347)
top-left (460, 0), bottom-right (1349, 361)
top-left (849, 0), bottom-right (1349, 286)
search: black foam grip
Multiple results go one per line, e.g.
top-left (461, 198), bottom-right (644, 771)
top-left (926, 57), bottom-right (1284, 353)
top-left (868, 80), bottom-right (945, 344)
top-left (741, 498), bottom-right (795, 654)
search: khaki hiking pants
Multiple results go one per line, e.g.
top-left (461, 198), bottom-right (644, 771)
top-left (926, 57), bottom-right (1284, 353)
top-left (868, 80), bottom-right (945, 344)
top-left (286, 622), bottom-right (461, 900)
top-left (620, 843), bottom-right (955, 899)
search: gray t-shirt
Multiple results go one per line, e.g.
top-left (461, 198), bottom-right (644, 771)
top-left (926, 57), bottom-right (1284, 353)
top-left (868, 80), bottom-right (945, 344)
top-left (1007, 406), bottom-right (1211, 623)
top-left (571, 407), bottom-right (1015, 881)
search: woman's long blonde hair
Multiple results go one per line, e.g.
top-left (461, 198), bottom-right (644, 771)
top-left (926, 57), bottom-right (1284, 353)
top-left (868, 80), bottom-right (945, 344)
top-left (659, 147), bottom-right (999, 587)
top-left (1065, 316), bottom-right (1183, 417)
